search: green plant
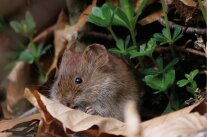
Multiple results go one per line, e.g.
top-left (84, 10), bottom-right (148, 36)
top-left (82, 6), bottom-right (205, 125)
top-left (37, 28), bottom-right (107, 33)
top-left (130, 38), bottom-right (157, 58)
top-left (153, 27), bottom-right (183, 45)
top-left (9, 11), bottom-right (51, 83)
top-left (19, 42), bottom-right (51, 83)
top-left (177, 69), bottom-right (199, 96)
top-left (10, 11), bottom-right (36, 40)
top-left (108, 35), bottom-right (137, 56)
top-left (19, 42), bottom-right (51, 64)
top-left (88, 0), bottom-right (196, 113)
top-left (88, 0), bottom-right (148, 59)
top-left (143, 58), bottom-right (179, 93)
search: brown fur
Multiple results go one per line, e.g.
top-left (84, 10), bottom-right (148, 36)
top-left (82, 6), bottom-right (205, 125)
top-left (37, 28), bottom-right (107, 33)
top-left (50, 44), bottom-right (141, 121)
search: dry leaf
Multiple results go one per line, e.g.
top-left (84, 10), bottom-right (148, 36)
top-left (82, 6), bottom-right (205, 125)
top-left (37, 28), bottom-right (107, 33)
top-left (0, 132), bottom-right (12, 137)
top-left (135, 0), bottom-right (156, 13)
top-left (138, 10), bottom-right (163, 26)
top-left (142, 100), bottom-right (205, 128)
top-left (2, 61), bottom-right (31, 118)
top-left (142, 113), bottom-right (207, 137)
top-left (124, 101), bottom-right (141, 137)
top-left (24, 88), bottom-right (126, 136)
top-left (0, 113), bottom-right (41, 132)
top-left (178, 0), bottom-right (197, 7)
top-left (24, 88), bottom-right (207, 137)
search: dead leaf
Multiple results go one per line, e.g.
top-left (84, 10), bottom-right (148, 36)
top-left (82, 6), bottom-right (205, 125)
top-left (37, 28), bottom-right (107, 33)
top-left (0, 132), bottom-right (12, 137)
top-left (135, 0), bottom-right (156, 13)
top-left (142, 112), bottom-right (207, 137)
top-left (24, 88), bottom-right (126, 136)
top-left (24, 88), bottom-right (207, 137)
top-left (142, 100), bottom-right (205, 128)
top-left (178, 0), bottom-right (197, 7)
top-left (2, 61), bottom-right (31, 118)
top-left (124, 101), bottom-right (141, 137)
top-left (138, 10), bottom-right (163, 26)
top-left (0, 113), bottom-right (41, 132)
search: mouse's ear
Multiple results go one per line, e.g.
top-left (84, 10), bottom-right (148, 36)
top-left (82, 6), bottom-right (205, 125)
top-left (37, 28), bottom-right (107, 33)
top-left (83, 44), bottom-right (109, 67)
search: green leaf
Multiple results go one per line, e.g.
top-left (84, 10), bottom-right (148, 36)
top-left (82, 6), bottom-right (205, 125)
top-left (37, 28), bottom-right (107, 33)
top-left (162, 58), bottom-right (179, 73)
top-left (29, 42), bottom-right (37, 58)
top-left (127, 45), bottom-right (137, 51)
top-left (153, 33), bottom-right (168, 44)
top-left (162, 28), bottom-right (168, 39)
top-left (134, 0), bottom-right (148, 22)
top-left (174, 33), bottom-right (183, 42)
top-left (10, 11), bottom-right (36, 39)
top-left (108, 48), bottom-right (122, 55)
top-left (191, 81), bottom-right (197, 92)
top-left (19, 52), bottom-right (34, 64)
top-left (120, 0), bottom-right (134, 20)
top-left (38, 72), bottom-right (45, 83)
top-left (116, 39), bottom-right (125, 52)
top-left (36, 43), bottom-right (44, 57)
top-left (102, 3), bottom-right (116, 24)
top-left (88, 4), bottom-right (117, 28)
top-left (155, 57), bottom-right (163, 70)
top-left (189, 69), bottom-right (199, 79)
top-left (125, 35), bottom-right (131, 48)
top-left (41, 44), bottom-right (52, 56)
top-left (176, 79), bottom-right (189, 87)
top-left (88, 7), bottom-right (107, 27)
top-left (144, 69), bottom-right (175, 92)
top-left (185, 74), bottom-right (191, 80)
top-left (129, 49), bottom-right (144, 58)
top-left (141, 68), bottom-right (159, 75)
top-left (25, 11), bottom-right (36, 29)
top-left (186, 81), bottom-right (197, 95)
top-left (173, 27), bottom-right (182, 40)
top-left (145, 38), bottom-right (157, 57)
top-left (163, 99), bottom-right (182, 114)
top-left (112, 8), bottom-right (131, 29)
top-left (10, 21), bottom-right (22, 33)
top-left (131, 0), bottom-right (148, 29)
top-left (88, 14), bottom-right (109, 27)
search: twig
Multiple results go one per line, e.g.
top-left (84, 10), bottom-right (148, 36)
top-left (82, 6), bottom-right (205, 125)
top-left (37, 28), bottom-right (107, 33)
top-left (183, 3), bottom-right (199, 34)
top-left (33, 24), bottom-right (57, 43)
top-left (79, 31), bottom-right (113, 41)
top-left (155, 46), bottom-right (206, 57)
top-left (158, 18), bottom-right (207, 35)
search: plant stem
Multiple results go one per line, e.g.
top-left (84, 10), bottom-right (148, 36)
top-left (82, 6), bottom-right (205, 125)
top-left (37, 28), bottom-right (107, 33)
top-left (108, 26), bottom-right (118, 43)
top-left (150, 57), bottom-right (157, 66)
top-left (35, 61), bottom-right (45, 83)
top-left (130, 29), bottom-right (137, 47)
top-left (160, 0), bottom-right (175, 57)
top-left (198, 0), bottom-right (207, 25)
top-left (130, 29), bottom-right (145, 69)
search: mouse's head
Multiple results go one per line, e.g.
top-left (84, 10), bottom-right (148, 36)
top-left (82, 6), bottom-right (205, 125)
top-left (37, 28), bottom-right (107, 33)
top-left (50, 44), bottom-right (113, 110)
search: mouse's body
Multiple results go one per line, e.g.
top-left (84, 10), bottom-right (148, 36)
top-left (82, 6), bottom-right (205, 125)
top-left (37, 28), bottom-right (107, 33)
top-left (50, 44), bottom-right (141, 121)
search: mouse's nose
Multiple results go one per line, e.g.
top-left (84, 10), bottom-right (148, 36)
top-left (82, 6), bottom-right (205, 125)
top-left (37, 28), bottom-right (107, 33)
top-left (70, 104), bottom-right (79, 109)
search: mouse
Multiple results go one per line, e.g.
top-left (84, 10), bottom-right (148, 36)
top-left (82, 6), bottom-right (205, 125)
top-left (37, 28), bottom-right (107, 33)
top-left (50, 43), bottom-right (142, 121)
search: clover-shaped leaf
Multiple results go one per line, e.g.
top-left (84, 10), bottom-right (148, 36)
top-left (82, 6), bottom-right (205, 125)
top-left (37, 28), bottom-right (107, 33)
top-left (144, 69), bottom-right (175, 93)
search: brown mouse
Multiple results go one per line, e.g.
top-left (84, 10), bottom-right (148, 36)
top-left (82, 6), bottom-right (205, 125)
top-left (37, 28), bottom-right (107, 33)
top-left (50, 43), bottom-right (141, 121)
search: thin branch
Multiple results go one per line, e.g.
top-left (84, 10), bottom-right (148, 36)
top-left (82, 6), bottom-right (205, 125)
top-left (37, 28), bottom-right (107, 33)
top-left (155, 46), bottom-right (206, 57)
top-left (78, 31), bottom-right (113, 41)
top-left (158, 18), bottom-right (207, 35)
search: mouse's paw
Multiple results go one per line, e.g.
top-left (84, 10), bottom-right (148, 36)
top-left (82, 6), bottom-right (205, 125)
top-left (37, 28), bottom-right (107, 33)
top-left (85, 106), bottom-right (96, 115)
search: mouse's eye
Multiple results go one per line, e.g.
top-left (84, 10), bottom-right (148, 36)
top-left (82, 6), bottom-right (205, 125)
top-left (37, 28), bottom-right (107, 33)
top-left (75, 77), bottom-right (82, 84)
